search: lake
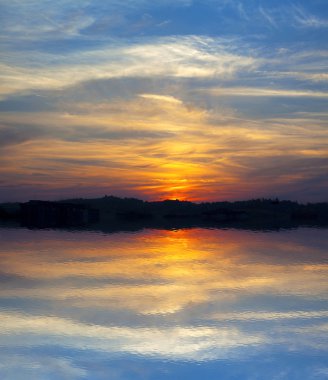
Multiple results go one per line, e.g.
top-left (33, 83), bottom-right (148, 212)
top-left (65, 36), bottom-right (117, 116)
top-left (0, 227), bottom-right (327, 380)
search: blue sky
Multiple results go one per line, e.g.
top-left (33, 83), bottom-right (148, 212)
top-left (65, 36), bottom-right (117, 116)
top-left (0, 0), bottom-right (327, 201)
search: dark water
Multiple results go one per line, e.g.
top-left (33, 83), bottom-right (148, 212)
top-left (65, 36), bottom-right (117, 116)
top-left (0, 227), bottom-right (327, 380)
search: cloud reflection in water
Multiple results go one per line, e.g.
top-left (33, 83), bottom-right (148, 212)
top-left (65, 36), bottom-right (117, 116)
top-left (0, 227), bottom-right (327, 379)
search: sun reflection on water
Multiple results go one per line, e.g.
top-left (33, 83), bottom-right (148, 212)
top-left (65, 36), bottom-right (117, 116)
top-left (0, 227), bottom-right (327, 378)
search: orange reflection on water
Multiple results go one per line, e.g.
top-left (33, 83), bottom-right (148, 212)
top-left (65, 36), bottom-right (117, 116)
top-left (0, 227), bottom-right (328, 365)
top-left (0, 228), bottom-right (327, 317)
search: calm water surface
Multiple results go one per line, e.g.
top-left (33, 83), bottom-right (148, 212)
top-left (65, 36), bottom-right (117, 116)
top-left (0, 227), bottom-right (327, 380)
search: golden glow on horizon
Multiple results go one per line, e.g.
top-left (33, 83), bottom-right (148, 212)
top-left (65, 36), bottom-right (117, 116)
top-left (1, 93), bottom-right (327, 201)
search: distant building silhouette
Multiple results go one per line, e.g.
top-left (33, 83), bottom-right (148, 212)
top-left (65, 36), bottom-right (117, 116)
top-left (20, 200), bottom-right (99, 228)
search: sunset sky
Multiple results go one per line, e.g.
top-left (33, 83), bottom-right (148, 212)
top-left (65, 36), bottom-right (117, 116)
top-left (1, 0), bottom-right (327, 202)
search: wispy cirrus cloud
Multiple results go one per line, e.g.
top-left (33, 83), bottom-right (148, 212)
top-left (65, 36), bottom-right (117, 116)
top-left (0, 0), bottom-right (193, 43)
top-left (258, 6), bottom-right (278, 29)
top-left (199, 87), bottom-right (328, 98)
top-left (0, 36), bottom-right (258, 98)
top-left (292, 4), bottom-right (328, 29)
top-left (256, 3), bottom-right (328, 30)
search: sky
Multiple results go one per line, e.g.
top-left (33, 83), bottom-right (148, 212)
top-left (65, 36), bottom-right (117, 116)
top-left (0, 0), bottom-right (327, 202)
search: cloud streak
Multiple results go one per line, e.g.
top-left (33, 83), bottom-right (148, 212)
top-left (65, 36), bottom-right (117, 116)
top-left (0, 36), bottom-right (258, 98)
top-left (292, 5), bottom-right (328, 29)
top-left (198, 87), bottom-right (328, 98)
